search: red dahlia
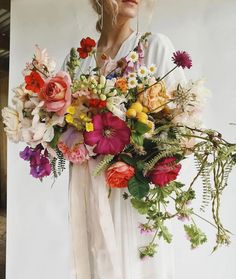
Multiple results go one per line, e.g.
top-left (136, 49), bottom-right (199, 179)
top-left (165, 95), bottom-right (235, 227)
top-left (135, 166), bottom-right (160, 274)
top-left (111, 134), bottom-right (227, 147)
top-left (77, 37), bottom-right (96, 59)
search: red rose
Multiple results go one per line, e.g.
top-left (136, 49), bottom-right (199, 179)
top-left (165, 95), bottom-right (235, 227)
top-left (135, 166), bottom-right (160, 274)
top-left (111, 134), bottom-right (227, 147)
top-left (25, 71), bottom-right (45, 93)
top-left (77, 37), bottom-right (96, 59)
top-left (148, 157), bottom-right (181, 187)
top-left (106, 162), bottom-right (135, 188)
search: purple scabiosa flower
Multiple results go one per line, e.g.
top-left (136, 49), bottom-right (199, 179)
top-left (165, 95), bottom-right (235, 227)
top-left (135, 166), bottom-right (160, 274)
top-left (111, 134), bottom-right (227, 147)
top-left (172, 51), bottom-right (192, 69)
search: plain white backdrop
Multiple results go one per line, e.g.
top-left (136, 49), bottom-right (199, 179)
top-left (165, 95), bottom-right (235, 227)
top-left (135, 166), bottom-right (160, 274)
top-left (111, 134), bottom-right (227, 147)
top-left (7, 0), bottom-right (236, 278)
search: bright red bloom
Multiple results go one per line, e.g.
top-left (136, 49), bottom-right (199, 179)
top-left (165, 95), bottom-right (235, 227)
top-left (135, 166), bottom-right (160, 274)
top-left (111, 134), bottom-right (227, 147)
top-left (89, 98), bottom-right (107, 108)
top-left (77, 37), bottom-right (96, 59)
top-left (25, 71), bottom-right (45, 93)
top-left (172, 51), bottom-right (192, 69)
top-left (83, 112), bottom-right (131, 155)
top-left (148, 157), bottom-right (181, 187)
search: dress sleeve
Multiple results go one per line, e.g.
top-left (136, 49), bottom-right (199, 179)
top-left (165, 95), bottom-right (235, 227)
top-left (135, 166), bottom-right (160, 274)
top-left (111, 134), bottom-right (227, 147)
top-left (144, 33), bottom-right (187, 89)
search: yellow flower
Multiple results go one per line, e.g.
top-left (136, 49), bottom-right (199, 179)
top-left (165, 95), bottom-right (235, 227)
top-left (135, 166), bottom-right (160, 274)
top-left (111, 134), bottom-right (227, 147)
top-left (66, 114), bottom-right (74, 124)
top-left (126, 108), bottom-right (137, 118)
top-left (66, 106), bottom-right (75, 115)
top-left (85, 122), bottom-right (94, 132)
top-left (130, 102), bottom-right (143, 113)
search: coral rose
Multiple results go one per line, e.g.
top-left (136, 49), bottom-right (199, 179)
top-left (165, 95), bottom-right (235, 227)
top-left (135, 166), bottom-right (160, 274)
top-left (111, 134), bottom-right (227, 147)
top-left (106, 162), bottom-right (135, 188)
top-left (148, 157), bottom-right (181, 187)
top-left (138, 80), bottom-right (169, 113)
top-left (39, 71), bottom-right (71, 116)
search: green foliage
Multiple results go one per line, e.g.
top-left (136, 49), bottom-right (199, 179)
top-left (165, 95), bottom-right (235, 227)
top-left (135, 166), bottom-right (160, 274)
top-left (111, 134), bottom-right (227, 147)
top-left (134, 121), bottom-right (151, 135)
top-left (139, 243), bottom-right (158, 259)
top-left (131, 198), bottom-right (149, 214)
top-left (119, 154), bottom-right (136, 167)
top-left (184, 224), bottom-right (207, 249)
top-left (158, 223), bottom-right (173, 243)
top-left (93, 155), bottom-right (115, 176)
top-left (66, 48), bottom-right (80, 82)
top-left (51, 147), bottom-right (66, 178)
top-left (128, 175), bottom-right (150, 199)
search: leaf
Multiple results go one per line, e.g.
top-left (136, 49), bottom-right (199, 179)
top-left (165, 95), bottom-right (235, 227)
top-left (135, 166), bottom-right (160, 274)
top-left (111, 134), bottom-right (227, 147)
top-left (119, 154), bottom-right (137, 167)
top-left (49, 127), bottom-right (62, 149)
top-left (184, 224), bottom-right (207, 249)
top-left (128, 176), bottom-right (150, 199)
top-left (131, 198), bottom-right (149, 214)
top-left (158, 224), bottom-right (173, 243)
top-left (131, 132), bottom-right (144, 146)
top-left (134, 121), bottom-right (151, 135)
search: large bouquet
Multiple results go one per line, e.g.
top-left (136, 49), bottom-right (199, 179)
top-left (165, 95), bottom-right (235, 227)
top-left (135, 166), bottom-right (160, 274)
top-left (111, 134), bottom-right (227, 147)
top-left (2, 33), bottom-right (236, 258)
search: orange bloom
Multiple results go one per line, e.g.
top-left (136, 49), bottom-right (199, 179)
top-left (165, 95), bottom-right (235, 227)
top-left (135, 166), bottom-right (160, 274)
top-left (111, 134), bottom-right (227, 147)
top-left (106, 162), bottom-right (135, 188)
top-left (115, 78), bottom-right (128, 93)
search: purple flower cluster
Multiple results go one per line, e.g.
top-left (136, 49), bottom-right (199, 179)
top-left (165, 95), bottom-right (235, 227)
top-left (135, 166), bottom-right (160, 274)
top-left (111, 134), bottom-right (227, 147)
top-left (138, 223), bottom-right (154, 235)
top-left (20, 144), bottom-right (51, 179)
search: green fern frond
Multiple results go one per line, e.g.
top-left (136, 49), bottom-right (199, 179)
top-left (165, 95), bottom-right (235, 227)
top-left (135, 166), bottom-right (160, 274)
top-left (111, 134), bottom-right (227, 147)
top-left (143, 148), bottom-right (182, 174)
top-left (93, 155), bottom-right (115, 176)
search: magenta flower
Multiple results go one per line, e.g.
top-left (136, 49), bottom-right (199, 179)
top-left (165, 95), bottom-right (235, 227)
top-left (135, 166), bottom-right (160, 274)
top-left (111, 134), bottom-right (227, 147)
top-left (172, 51), bottom-right (192, 69)
top-left (83, 112), bottom-right (131, 155)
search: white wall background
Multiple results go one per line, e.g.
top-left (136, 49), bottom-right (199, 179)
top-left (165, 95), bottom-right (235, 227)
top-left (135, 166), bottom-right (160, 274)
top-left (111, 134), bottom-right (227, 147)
top-left (7, 0), bottom-right (236, 278)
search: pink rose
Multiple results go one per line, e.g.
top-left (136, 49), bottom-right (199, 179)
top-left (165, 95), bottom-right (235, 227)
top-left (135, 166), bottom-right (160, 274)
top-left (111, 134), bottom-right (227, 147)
top-left (106, 161), bottom-right (135, 188)
top-left (39, 71), bottom-right (71, 116)
top-left (148, 157), bottom-right (181, 187)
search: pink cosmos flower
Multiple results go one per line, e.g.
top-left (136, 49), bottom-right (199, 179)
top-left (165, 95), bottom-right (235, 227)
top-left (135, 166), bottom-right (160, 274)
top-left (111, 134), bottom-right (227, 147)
top-left (58, 127), bottom-right (89, 164)
top-left (148, 157), bottom-right (181, 187)
top-left (172, 51), bottom-right (192, 69)
top-left (83, 112), bottom-right (131, 155)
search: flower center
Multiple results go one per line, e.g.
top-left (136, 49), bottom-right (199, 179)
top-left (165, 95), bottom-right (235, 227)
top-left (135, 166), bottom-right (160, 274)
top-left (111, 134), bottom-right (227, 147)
top-left (103, 127), bottom-right (114, 138)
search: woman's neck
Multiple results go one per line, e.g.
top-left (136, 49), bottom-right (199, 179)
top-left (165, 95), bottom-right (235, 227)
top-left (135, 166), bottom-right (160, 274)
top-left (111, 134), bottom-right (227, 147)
top-left (97, 15), bottom-right (134, 59)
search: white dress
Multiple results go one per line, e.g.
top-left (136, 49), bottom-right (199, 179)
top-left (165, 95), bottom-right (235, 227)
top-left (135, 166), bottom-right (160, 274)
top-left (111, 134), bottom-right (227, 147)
top-left (62, 31), bottom-right (186, 279)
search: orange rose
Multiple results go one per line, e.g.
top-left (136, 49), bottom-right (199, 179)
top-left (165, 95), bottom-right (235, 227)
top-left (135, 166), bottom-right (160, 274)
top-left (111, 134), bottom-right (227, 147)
top-left (138, 81), bottom-right (169, 113)
top-left (106, 162), bottom-right (135, 188)
top-left (115, 78), bottom-right (128, 93)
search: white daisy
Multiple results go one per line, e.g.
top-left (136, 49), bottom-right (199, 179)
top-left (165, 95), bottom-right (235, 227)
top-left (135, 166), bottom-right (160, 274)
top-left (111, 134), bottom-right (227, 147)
top-left (138, 66), bottom-right (148, 78)
top-left (128, 72), bottom-right (137, 79)
top-left (149, 64), bottom-right (157, 75)
top-left (127, 51), bottom-right (139, 63)
top-left (128, 78), bottom-right (138, 89)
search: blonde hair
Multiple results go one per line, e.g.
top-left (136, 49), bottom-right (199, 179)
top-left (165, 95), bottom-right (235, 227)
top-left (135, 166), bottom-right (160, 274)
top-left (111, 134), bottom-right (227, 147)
top-left (90, 0), bottom-right (118, 32)
top-left (90, 0), bottom-right (156, 33)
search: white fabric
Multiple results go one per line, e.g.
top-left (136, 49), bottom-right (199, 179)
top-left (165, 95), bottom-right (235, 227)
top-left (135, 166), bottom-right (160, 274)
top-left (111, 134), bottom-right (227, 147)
top-left (63, 31), bottom-right (186, 279)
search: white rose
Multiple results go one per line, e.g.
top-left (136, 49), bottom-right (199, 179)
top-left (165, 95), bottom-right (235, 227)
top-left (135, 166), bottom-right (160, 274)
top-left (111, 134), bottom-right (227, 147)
top-left (2, 107), bottom-right (22, 143)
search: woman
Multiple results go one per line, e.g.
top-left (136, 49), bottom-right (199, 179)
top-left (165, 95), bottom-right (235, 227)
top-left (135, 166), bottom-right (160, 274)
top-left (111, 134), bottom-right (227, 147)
top-left (62, 0), bottom-right (186, 278)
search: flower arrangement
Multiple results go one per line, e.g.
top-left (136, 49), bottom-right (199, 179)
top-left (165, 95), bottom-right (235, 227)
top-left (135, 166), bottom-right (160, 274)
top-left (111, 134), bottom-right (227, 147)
top-left (2, 33), bottom-right (236, 258)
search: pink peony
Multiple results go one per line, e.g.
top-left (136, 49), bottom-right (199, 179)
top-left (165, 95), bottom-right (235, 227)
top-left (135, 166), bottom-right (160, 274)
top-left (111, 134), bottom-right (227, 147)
top-left (39, 71), bottom-right (71, 116)
top-left (148, 157), bottom-right (181, 187)
top-left (83, 112), bottom-right (131, 155)
top-left (58, 127), bottom-right (89, 164)
top-left (106, 161), bottom-right (135, 188)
